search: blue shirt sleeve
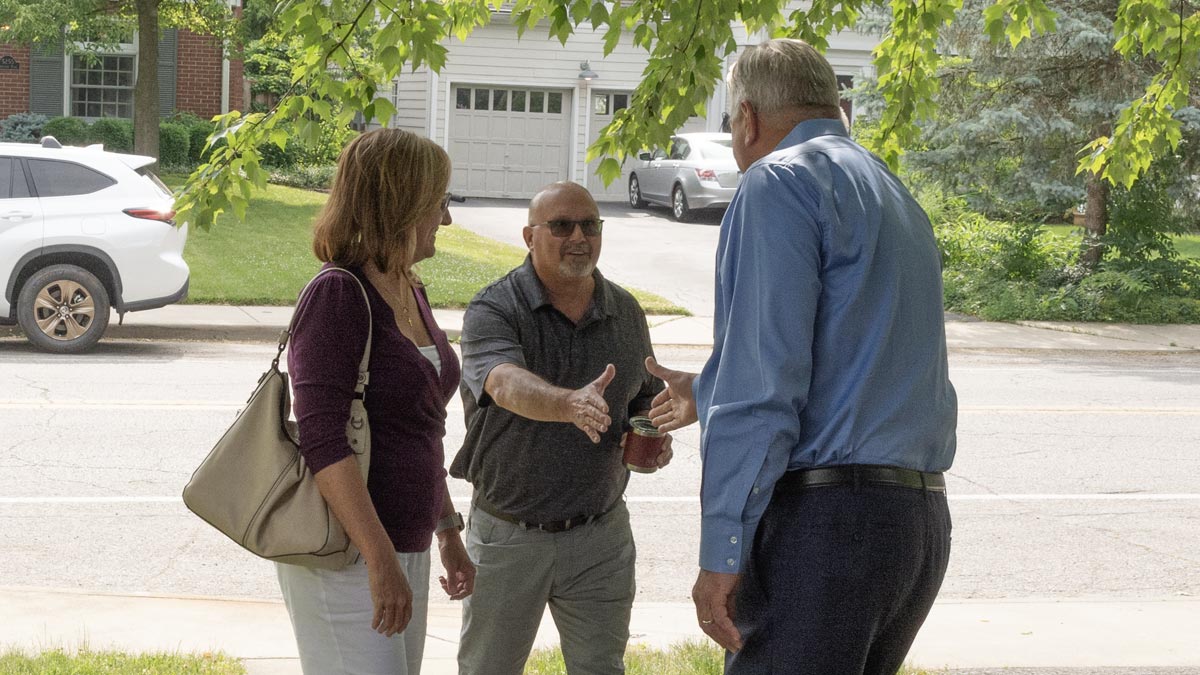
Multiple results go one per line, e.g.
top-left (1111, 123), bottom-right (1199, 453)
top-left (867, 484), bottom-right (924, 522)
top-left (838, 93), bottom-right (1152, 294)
top-left (694, 162), bottom-right (824, 574)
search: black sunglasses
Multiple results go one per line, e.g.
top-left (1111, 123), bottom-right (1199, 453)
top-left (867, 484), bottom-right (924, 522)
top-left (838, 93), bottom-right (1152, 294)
top-left (531, 218), bottom-right (604, 237)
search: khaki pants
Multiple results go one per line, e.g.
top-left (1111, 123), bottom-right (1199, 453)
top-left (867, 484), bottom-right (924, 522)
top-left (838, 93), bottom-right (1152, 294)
top-left (276, 550), bottom-right (431, 675)
top-left (458, 501), bottom-right (636, 675)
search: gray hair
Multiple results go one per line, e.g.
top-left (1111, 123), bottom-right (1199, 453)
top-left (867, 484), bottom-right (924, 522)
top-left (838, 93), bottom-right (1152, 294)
top-left (727, 39), bottom-right (841, 118)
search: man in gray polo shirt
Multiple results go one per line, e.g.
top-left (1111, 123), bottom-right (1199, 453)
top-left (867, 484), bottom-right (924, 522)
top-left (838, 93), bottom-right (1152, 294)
top-left (451, 181), bottom-right (671, 675)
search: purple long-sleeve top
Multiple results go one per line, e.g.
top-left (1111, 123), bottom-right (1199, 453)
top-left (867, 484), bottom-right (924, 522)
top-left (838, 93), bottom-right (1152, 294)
top-left (288, 265), bottom-right (461, 552)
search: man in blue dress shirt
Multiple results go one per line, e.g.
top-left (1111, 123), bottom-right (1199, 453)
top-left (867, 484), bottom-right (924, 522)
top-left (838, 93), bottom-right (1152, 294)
top-left (646, 38), bottom-right (958, 674)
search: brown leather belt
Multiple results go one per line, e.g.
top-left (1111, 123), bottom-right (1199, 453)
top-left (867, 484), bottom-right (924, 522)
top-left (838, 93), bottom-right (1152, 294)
top-left (776, 465), bottom-right (946, 493)
top-left (473, 494), bottom-right (620, 534)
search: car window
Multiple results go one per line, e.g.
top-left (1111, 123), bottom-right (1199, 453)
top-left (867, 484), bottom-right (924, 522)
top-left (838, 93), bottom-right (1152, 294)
top-left (137, 166), bottom-right (174, 199)
top-left (28, 159), bottom-right (116, 198)
top-left (696, 139), bottom-right (734, 160)
top-left (12, 159), bottom-right (32, 198)
top-left (651, 148), bottom-right (668, 160)
top-left (0, 157), bottom-right (11, 199)
top-left (669, 139), bottom-right (690, 160)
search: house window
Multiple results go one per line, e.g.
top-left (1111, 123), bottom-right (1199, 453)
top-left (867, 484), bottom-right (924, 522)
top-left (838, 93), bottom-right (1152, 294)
top-left (511, 90), bottom-right (526, 112)
top-left (456, 87), bottom-right (471, 110)
top-left (837, 75), bottom-right (854, 125)
top-left (474, 88), bottom-right (490, 111)
top-left (547, 92), bottom-right (562, 114)
top-left (530, 91), bottom-right (544, 113)
top-left (71, 55), bottom-right (134, 119)
top-left (593, 93), bottom-right (628, 116)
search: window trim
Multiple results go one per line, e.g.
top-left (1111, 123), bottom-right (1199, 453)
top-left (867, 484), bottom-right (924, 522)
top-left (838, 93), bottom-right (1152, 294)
top-left (62, 35), bottom-right (139, 120)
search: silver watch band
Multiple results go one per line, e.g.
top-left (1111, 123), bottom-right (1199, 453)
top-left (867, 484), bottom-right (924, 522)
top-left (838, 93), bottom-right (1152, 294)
top-left (435, 511), bottom-right (464, 534)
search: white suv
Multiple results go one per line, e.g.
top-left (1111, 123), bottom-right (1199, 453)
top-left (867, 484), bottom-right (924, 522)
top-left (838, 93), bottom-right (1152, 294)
top-left (0, 137), bottom-right (189, 353)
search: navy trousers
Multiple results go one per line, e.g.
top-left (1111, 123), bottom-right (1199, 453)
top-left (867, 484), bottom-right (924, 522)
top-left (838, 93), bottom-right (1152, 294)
top-left (727, 482), bottom-right (951, 675)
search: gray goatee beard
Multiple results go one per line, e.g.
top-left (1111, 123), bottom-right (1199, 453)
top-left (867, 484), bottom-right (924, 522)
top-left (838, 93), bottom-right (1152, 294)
top-left (558, 245), bottom-right (594, 278)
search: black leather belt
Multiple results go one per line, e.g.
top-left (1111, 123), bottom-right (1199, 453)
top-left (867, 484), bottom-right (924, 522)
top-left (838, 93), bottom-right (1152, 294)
top-left (777, 464), bottom-right (946, 493)
top-left (473, 494), bottom-right (620, 534)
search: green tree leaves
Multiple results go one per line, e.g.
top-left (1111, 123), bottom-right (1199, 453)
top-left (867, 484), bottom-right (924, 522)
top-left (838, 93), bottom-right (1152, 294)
top-left (122, 0), bottom-right (1199, 230)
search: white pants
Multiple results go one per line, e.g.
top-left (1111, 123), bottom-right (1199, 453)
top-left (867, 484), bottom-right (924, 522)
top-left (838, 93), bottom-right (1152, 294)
top-left (276, 550), bottom-right (431, 675)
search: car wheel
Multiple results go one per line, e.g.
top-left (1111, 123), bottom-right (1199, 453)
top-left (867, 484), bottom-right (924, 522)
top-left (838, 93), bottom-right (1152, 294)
top-left (629, 174), bottom-right (647, 208)
top-left (16, 264), bottom-right (111, 354)
top-left (672, 184), bottom-right (693, 222)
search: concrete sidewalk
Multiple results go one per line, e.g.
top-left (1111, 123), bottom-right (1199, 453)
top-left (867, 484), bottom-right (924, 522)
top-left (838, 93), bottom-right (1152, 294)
top-left (3, 586), bottom-right (1199, 673)
top-left (3, 304), bottom-right (1199, 351)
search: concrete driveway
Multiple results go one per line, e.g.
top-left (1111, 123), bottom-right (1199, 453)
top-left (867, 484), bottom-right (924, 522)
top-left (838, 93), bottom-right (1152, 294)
top-left (448, 197), bottom-right (723, 316)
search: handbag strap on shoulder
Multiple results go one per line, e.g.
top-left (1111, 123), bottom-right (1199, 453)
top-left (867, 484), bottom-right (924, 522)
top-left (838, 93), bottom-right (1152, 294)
top-left (273, 267), bottom-right (373, 396)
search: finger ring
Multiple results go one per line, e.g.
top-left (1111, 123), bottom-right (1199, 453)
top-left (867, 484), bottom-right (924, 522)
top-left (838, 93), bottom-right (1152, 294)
top-left (700, 619), bottom-right (714, 625)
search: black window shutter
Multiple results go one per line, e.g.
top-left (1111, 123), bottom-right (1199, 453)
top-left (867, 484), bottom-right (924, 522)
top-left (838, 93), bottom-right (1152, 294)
top-left (157, 29), bottom-right (177, 118)
top-left (30, 38), bottom-right (65, 117)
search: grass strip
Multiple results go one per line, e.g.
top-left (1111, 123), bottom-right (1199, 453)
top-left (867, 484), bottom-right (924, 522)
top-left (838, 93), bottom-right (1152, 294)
top-left (0, 648), bottom-right (245, 674)
top-left (524, 641), bottom-right (938, 674)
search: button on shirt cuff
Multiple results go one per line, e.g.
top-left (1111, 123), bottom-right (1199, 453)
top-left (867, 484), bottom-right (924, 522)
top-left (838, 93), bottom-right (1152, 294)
top-left (699, 517), bottom-right (756, 574)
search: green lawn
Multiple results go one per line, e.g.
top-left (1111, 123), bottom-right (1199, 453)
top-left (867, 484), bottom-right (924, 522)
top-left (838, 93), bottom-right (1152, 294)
top-left (525, 641), bottom-right (938, 674)
top-left (0, 649), bottom-right (244, 674)
top-left (1043, 224), bottom-right (1200, 259)
top-left (178, 180), bottom-right (687, 314)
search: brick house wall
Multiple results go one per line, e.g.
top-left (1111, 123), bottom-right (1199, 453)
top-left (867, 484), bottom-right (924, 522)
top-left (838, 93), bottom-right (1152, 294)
top-left (0, 44), bottom-right (31, 118)
top-left (0, 36), bottom-right (242, 124)
top-left (176, 30), bottom-right (243, 118)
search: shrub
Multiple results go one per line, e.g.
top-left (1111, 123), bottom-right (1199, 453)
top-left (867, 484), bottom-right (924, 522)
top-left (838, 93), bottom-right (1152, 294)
top-left (158, 122), bottom-right (191, 166)
top-left (172, 112), bottom-right (219, 163)
top-left (1103, 155), bottom-right (1200, 293)
top-left (187, 121), bottom-right (218, 162)
top-left (87, 117), bottom-right (134, 152)
top-left (924, 177), bottom-right (1200, 323)
top-left (259, 116), bottom-right (356, 168)
top-left (41, 117), bottom-right (89, 145)
top-left (268, 164), bottom-right (337, 190)
top-left (0, 113), bottom-right (48, 142)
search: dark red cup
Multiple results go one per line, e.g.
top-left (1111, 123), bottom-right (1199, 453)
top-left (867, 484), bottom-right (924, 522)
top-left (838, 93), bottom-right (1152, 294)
top-left (624, 416), bottom-right (665, 474)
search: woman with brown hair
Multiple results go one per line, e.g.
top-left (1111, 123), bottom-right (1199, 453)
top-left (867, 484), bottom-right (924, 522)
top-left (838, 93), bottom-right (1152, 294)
top-left (276, 128), bottom-right (474, 674)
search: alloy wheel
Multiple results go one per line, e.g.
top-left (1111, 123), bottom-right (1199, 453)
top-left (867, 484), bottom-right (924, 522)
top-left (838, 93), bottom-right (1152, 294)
top-left (33, 279), bottom-right (96, 340)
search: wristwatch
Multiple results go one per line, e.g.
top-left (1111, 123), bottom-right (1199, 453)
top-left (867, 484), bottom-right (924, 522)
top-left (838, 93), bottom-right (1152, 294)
top-left (435, 511), bottom-right (465, 535)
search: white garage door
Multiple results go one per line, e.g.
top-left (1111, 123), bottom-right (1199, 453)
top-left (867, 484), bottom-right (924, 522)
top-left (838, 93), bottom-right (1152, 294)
top-left (448, 85), bottom-right (572, 199)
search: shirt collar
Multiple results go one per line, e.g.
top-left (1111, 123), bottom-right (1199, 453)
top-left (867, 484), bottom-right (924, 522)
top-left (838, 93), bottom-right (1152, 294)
top-left (774, 117), bottom-right (850, 152)
top-left (514, 254), bottom-right (617, 320)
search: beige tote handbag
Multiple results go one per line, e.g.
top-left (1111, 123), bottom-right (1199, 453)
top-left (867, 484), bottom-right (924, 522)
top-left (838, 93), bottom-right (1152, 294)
top-left (183, 267), bottom-right (372, 569)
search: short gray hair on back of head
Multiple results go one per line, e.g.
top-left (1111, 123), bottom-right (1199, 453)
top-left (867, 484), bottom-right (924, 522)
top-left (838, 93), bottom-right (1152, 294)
top-left (727, 38), bottom-right (841, 118)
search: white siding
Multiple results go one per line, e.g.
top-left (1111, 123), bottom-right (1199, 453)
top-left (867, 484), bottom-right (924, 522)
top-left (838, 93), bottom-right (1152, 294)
top-left (415, 12), bottom-right (879, 198)
top-left (389, 66), bottom-right (432, 134)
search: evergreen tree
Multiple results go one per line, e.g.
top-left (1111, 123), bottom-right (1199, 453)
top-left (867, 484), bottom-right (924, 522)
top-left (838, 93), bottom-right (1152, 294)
top-left (895, 0), bottom-right (1200, 266)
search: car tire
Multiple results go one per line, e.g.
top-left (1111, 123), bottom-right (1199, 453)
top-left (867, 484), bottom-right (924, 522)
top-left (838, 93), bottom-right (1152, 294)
top-left (629, 174), bottom-right (647, 208)
top-left (672, 184), bottom-right (693, 222)
top-left (17, 264), bottom-right (111, 354)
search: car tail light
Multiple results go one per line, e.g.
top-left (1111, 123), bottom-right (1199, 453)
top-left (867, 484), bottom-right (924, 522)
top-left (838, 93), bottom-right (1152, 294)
top-left (124, 208), bottom-right (176, 224)
top-left (695, 168), bottom-right (719, 183)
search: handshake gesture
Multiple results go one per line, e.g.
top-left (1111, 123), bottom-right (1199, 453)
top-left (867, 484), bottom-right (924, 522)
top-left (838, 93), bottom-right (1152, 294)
top-left (643, 357), bottom-right (699, 432)
top-left (560, 363), bottom-right (675, 470)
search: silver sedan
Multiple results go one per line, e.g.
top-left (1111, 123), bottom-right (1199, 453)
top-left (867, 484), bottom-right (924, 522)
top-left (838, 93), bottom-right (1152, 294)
top-left (627, 132), bottom-right (741, 222)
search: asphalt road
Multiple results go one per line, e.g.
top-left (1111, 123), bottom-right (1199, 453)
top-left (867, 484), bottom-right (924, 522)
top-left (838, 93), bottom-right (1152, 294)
top-left (1, 340), bottom-right (1197, 611)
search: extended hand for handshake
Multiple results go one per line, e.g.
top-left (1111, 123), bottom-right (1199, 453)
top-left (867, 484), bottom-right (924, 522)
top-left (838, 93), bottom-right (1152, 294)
top-left (564, 362), bottom-right (676, 470)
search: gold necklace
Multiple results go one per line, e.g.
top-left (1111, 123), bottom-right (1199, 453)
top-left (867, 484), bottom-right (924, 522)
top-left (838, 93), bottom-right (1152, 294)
top-left (373, 270), bottom-right (416, 330)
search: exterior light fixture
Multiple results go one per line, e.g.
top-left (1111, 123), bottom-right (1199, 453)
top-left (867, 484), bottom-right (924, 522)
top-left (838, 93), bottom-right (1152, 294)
top-left (578, 61), bottom-right (599, 81)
